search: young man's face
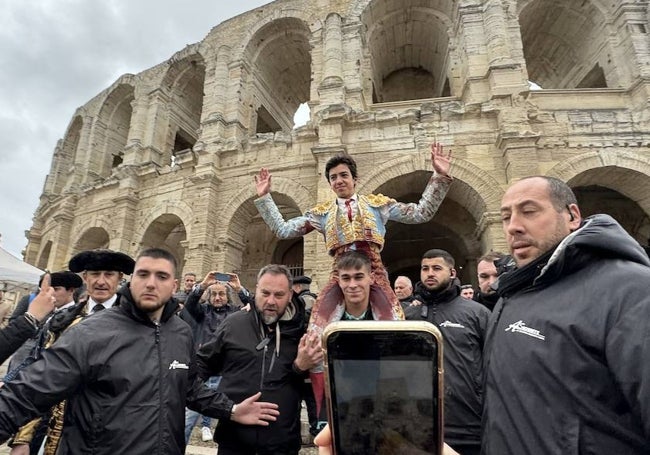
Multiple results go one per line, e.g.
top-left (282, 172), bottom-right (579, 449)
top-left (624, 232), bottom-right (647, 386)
top-left (52, 286), bottom-right (75, 307)
top-left (83, 270), bottom-right (122, 303)
top-left (420, 257), bottom-right (455, 292)
top-left (460, 287), bottom-right (474, 299)
top-left (500, 178), bottom-right (580, 267)
top-left (255, 272), bottom-right (292, 325)
top-left (338, 265), bottom-right (373, 308)
top-left (130, 257), bottom-right (178, 318)
top-left (477, 260), bottom-right (498, 294)
top-left (328, 164), bottom-right (356, 199)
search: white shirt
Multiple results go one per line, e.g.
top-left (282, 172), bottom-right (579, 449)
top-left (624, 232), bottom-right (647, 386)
top-left (88, 294), bottom-right (118, 313)
top-left (336, 194), bottom-right (359, 219)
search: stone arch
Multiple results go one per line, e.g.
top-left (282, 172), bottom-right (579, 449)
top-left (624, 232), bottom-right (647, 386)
top-left (136, 200), bottom-right (194, 245)
top-left (93, 83), bottom-right (135, 179)
top-left (140, 214), bottom-right (188, 276)
top-left (223, 177), bottom-right (316, 286)
top-left (70, 215), bottom-right (114, 256)
top-left (358, 154), bottom-right (504, 221)
top-left (161, 52), bottom-right (206, 165)
top-left (358, 153), bottom-right (504, 285)
top-left (356, 0), bottom-right (458, 101)
top-left (241, 16), bottom-right (313, 133)
top-left (37, 240), bottom-right (53, 270)
top-left (517, 0), bottom-right (617, 89)
top-left (50, 115), bottom-right (84, 194)
top-left (73, 227), bottom-right (111, 256)
top-left (547, 149), bottom-right (650, 244)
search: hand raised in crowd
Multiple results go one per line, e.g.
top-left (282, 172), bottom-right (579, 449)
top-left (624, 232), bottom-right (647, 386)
top-left (27, 273), bottom-right (56, 321)
top-left (200, 271), bottom-right (222, 289)
top-left (230, 391), bottom-right (280, 426)
top-left (430, 142), bottom-right (452, 178)
top-left (410, 299), bottom-right (422, 307)
top-left (314, 424), bottom-right (461, 455)
top-left (294, 332), bottom-right (323, 372)
top-left (225, 273), bottom-right (242, 293)
top-left (254, 168), bottom-right (272, 197)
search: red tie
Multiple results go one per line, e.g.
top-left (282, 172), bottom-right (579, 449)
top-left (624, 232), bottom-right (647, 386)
top-left (345, 199), bottom-right (353, 222)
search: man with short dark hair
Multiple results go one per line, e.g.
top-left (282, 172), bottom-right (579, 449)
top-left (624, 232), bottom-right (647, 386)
top-left (483, 176), bottom-right (650, 455)
top-left (473, 252), bottom-right (505, 311)
top-left (405, 249), bottom-right (489, 455)
top-left (460, 284), bottom-right (474, 300)
top-left (197, 264), bottom-right (322, 455)
top-left (0, 248), bottom-right (279, 454)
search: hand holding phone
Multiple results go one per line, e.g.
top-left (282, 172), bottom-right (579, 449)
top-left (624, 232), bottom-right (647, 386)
top-left (323, 321), bottom-right (444, 455)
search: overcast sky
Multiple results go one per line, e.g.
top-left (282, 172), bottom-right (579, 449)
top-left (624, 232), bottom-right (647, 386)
top-left (0, 0), bottom-right (271, 259)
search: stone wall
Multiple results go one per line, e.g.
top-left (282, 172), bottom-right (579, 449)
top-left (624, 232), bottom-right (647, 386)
top-left (26, 0), bottom-right (650, 289)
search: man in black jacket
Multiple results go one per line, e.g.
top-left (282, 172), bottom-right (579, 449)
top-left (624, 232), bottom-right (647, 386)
top-left (483, 176), bottom-right (650, 455)
top-left (0, 248), bottom-right (279, 454)
top-left (197, 264), bottom-right (323, 455)
top-left (472, 252), bottom-right (505, 311)
top-left (405, 249), bottom-right (489, 455)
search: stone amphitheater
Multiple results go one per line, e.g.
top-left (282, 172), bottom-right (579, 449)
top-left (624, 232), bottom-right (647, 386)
top-left (25, 0), bottom-right (650, 289)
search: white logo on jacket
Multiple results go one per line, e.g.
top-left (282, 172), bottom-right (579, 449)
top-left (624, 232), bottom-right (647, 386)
top-left (505, 320), bottom-right (546, 341)
top-left (440, 321), bottom-right (465, 329)
top-left (169, 360), bottom-right (189, 370)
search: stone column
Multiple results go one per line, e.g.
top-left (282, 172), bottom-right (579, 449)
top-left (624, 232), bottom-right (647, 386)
top-left (318, 13), bottom-right (345, 105)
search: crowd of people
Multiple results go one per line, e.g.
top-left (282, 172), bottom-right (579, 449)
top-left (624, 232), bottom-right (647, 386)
top-left (0, 148), bottom-right (647, 455)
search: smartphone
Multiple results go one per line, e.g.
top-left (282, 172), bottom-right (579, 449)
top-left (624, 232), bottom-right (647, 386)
top-left (323, 320), bottom-right (443, 455)
top-left (214, 272), bottom-right (231, 282)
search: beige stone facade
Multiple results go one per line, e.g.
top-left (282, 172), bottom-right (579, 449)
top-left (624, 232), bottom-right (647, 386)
top-left (26, 0), bottom-right (650, 290)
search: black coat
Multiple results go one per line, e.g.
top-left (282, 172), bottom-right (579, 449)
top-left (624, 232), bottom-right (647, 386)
top-left (405, 279), bottom-right (490, 447)
top-left (0, 315), bottom-right (38, 365)
top-left (184, 288), bottom-right (237, 349)
top-left (197, 302), bottom-right (306, 454)
top-left (0, 287), bottom-right (232, 454)
top-left (483, 215), bottom-right (650, 455)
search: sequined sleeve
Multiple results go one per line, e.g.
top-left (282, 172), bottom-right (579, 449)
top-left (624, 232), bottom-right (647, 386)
top-left (254, 194), bottom-right (319, 238)
top-left (382, 173), bottom-right (452, 224)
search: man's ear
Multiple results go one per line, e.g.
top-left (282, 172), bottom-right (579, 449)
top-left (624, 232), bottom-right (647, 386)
top-left (173, 279), bottom-right (179, 294)
top-left (568, 203), bottom-right (581, 231)
top-left (450, 268), bottom-right (457, 279)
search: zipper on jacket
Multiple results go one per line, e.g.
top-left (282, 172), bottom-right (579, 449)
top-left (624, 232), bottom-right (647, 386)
top-left (260, 344), bottom-right (268, 390)
top-left (155, 321), bottom-right (163, 452)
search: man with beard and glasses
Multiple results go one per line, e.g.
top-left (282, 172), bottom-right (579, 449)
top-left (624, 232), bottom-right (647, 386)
top-left (482, 176), bottom-right (650, 455)
top-left (197, 264), bottom-right (323, 455)
top-left (0, 248), bottom-right (278, 454)
top-left (404, 249), bottom-right (489, 455)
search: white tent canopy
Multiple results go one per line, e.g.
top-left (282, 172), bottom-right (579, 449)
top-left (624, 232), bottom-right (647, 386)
top-left (0, 246), bottom-right (43, 292)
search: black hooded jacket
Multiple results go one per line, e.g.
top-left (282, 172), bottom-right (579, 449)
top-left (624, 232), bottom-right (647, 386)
top-left (0, 287), bottom-right (232, 454)
top-left (483, 215), bottom-right (650, 455)
top-left (405, 278), bottom-right (490, 446)
top-left (197, 301), bottom-right (307, 454)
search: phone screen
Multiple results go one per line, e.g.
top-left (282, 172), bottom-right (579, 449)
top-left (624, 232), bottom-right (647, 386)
top-left (214, 272), bottom-right (230, 282)
top-left (326, 330), bottom-right (440, 455)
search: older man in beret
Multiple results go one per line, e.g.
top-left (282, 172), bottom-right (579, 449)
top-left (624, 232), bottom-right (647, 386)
top-left (68, 249), bottom-right (135, 313)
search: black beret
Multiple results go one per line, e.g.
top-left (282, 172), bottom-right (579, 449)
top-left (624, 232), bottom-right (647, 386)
top-left (293, 275), bottom-right (312, 285)
top-left (68, 249), bottom-right (135, 274)
top-left (50, 271), bottom-right (83, 289)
